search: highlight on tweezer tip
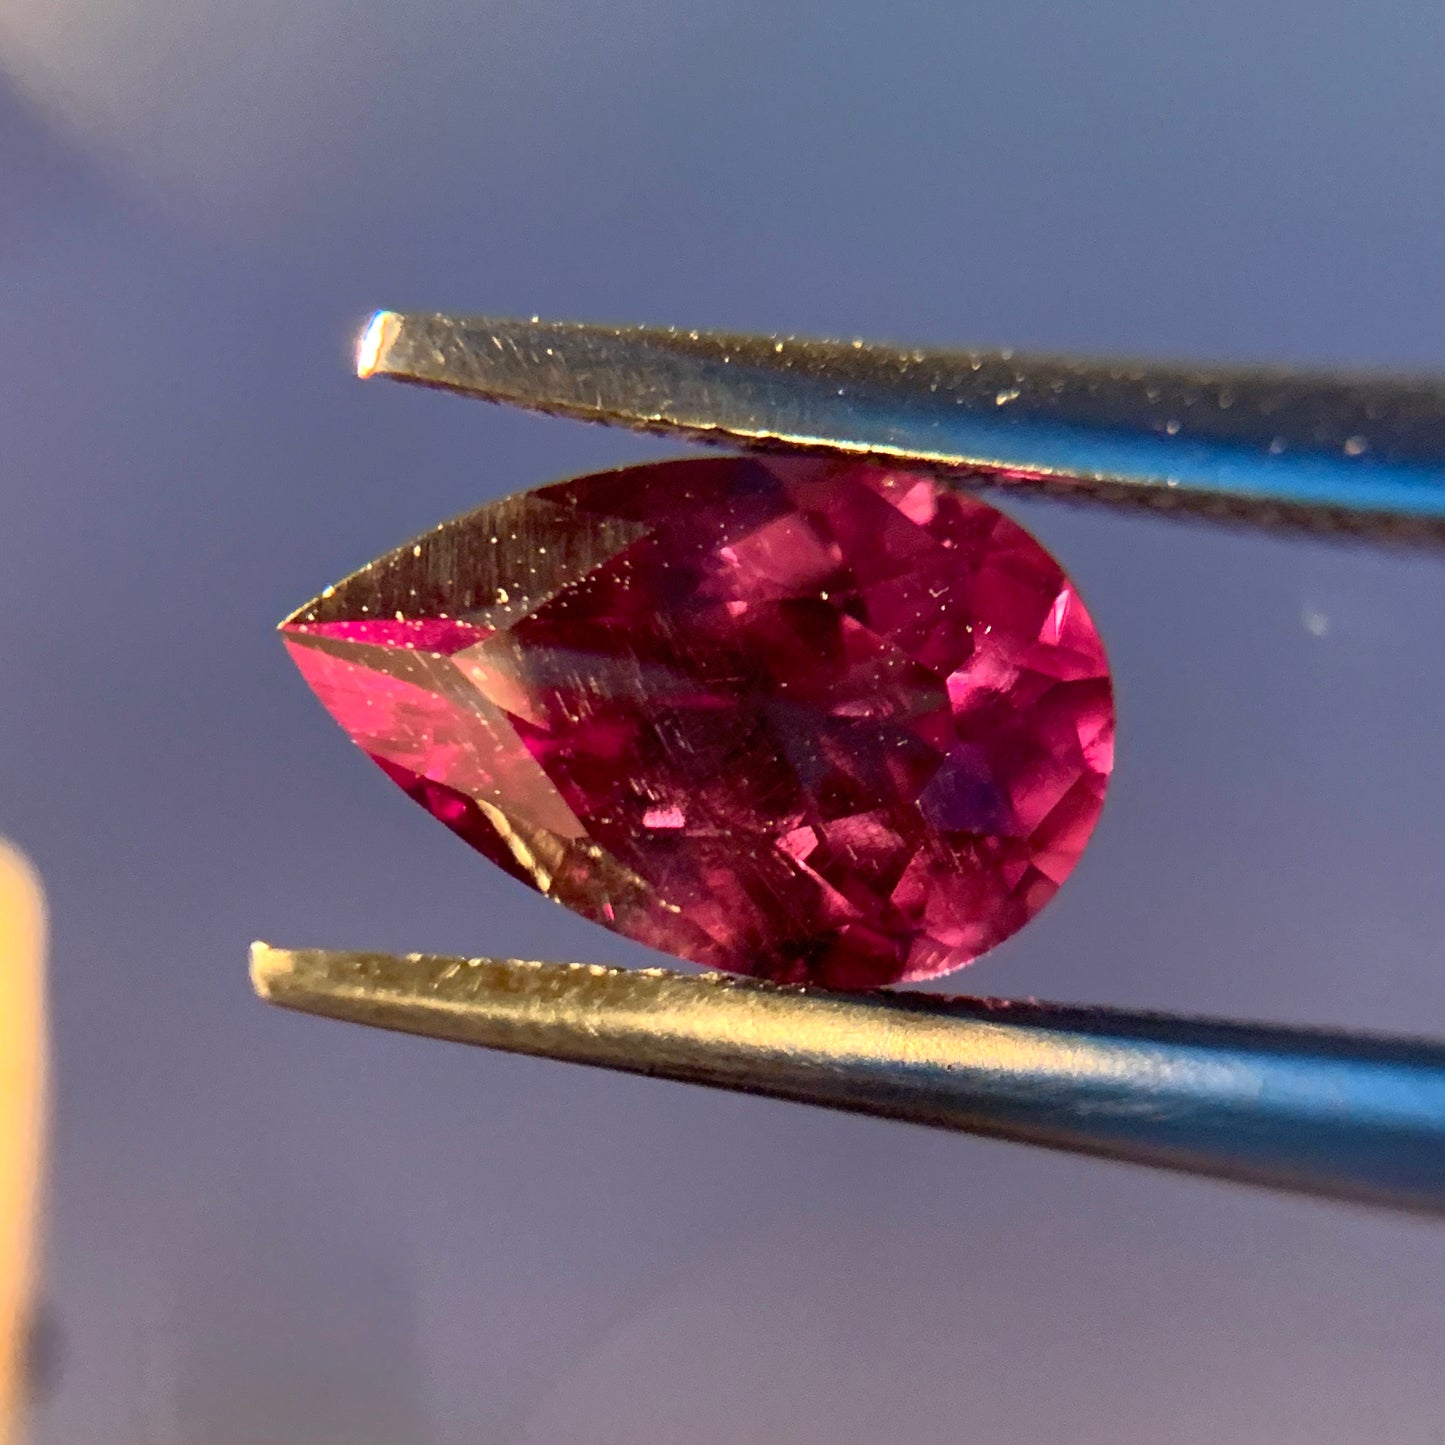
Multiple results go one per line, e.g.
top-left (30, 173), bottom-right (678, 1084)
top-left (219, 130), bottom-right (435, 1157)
top-left (355, 310), bottom-right (402, 379)
top-left (248, 940), bottom-right (294, 1001)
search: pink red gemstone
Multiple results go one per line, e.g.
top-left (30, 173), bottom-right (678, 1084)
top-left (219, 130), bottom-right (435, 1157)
top-left (282, 456), bottom-right (1114, 987)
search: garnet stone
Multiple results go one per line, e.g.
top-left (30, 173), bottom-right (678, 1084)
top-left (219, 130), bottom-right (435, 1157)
top-left (282, 456), bottom-right (1114, 987)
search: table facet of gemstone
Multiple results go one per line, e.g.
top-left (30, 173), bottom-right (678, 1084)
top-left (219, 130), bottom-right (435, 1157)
top-left (282, 456), bottom-right (1114, 987)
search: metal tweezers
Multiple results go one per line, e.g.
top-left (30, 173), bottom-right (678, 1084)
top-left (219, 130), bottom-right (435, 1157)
top-left (252, 313), bottom-right (1445, 1216)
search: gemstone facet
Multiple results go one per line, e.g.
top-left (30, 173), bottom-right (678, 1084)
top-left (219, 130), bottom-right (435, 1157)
top-left (283, 457), bottom-right (1114, 987)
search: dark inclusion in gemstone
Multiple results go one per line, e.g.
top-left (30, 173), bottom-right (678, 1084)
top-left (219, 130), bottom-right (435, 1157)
top-left (282, 456), bottom-right (1114, 987)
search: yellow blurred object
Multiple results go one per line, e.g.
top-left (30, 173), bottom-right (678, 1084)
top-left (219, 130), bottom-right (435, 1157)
top-left (0, 844), bottom-right (46, 1444)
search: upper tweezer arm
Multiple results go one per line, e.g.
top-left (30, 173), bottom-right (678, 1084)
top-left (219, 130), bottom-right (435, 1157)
top-left (358, 310), bottom-right (1445, 537)
top-left (250, 314), bottom-right (1445, 1216)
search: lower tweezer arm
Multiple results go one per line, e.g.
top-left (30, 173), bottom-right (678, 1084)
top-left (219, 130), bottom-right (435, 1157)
top-left (252, 945), bottom-right (1445, 1217)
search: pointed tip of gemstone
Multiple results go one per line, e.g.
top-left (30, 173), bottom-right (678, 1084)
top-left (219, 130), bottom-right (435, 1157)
top-left (277, 593), bottom-right (326, 633)
top-left (356, 309), bottom-right (403, 379)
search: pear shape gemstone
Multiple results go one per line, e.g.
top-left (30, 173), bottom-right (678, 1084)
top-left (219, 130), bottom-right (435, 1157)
top-left (282, 456), bottom-right (1114, 987)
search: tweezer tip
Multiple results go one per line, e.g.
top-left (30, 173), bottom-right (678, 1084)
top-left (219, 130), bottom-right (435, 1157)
top-left (248, 940), bottom-right (294, 1001)
top-left (355, 310), bottom-right (403, 379)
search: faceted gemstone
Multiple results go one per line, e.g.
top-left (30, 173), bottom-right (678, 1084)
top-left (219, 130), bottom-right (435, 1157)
top-left (282, 457), bottom-right (1114, 987)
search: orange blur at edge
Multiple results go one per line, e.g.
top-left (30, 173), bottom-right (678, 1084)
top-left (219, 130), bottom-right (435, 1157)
top-left (0, 844), bottom-right (46, 1444)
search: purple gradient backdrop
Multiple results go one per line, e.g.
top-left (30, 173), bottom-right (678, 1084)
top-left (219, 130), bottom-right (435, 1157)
top-left (4, 2), bottom-right (1445, 1440)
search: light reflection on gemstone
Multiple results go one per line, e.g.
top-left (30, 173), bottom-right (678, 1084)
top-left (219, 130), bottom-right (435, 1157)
top-left (282, 456), bottom-right (1115, 987)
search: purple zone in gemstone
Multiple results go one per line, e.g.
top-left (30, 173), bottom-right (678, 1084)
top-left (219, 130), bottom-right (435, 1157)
top-left (282, 456), bottom-right (1115, 987)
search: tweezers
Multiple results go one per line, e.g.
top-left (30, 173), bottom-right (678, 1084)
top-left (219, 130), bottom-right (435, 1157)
top-left (253, 313), bottom-right (1445, 1217)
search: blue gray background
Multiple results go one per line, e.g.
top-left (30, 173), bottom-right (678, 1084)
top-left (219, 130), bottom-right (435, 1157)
top-left (4, 2), bottom-right (1445, 1440)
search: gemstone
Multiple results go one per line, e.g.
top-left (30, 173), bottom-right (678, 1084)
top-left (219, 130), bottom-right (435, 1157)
top-left (282, 456), bottom-right (1114, 987)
